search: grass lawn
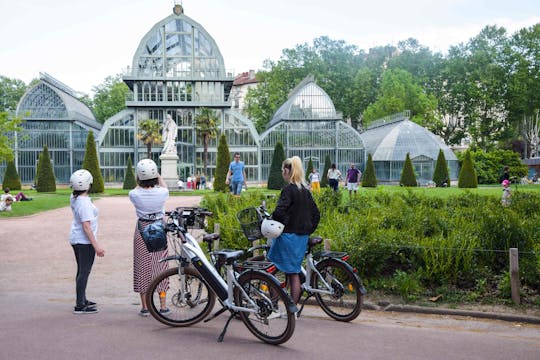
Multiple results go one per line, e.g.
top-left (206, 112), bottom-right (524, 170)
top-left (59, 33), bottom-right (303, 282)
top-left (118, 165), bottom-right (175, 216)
top-left (1, 184), bottom-right (539, 218)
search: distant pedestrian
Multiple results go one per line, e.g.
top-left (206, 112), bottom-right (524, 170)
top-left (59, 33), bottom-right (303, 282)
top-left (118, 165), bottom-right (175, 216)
top-left (226, 152), bottom-right (247, 196)
top-left (327, 164), bottom-right (342, 191)
top-left (308, 168), bottom-right (321, 193)
top-left (345, 163), bottom-right (362, 198)
top-left (501, 179), bottom-right (511, 206)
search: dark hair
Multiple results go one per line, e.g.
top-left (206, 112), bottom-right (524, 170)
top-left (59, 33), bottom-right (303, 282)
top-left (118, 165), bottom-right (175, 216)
top-left (4, 188), bottom-right (10, 193)
top-left (72, 183), bottom-right (92, 199)
top-left (138, 177), bottom-right (159, 188)
top-left (331, 163), bottom-right (336, 169)
top-left (234, 152), bottom-right (240, 157)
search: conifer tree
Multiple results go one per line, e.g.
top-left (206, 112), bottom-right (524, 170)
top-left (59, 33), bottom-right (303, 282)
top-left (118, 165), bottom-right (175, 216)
top-left (362, 153), bottom-right (377, 187)
top-left (82, 131), bottom-right (104, 193)
top-left (433, 149), bottom-right (450, 187)
top-left (305, 158), bottom-right (314, 182)
top-left (122, 155), bottom-right (136, 190)
top-left (2, 160), bottom-right (21, 190)
top-left (321, 154), bottom-right (331, 187)
top-left (400, 153), bottom-right (417, 186)
top-left (36, 145), bottom-right (56, 192)
top-left (458, 151), bottom-right (478, 188)
top-left (267, 141), bottom-right (286, 190)
top-left (214, 133), bottom-right (230, 192)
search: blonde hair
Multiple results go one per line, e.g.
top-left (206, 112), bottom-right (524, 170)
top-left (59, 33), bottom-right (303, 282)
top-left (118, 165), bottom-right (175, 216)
top-left (282, 156), bottom-right (307, 188)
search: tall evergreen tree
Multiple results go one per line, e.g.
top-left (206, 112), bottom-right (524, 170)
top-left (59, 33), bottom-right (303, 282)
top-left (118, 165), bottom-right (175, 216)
top-left (214, 134), bottom-right (230, 192)
top-left (362, 153), bottom-right (377, 187)
top-left (122, 155), bottom-right (136, 190)
top-left (321, 154), bottom-right (332, 187)
top-left (36, 145), bottom-right (56, 192)
top-left (267, 141), bottom-right (286, 190)
top-left (432, 149), bottom-right (450, 187)
top-left (305, 158), bottom-right (314, 182)
top-left (2, 160), bottom-right (21, 190)
top-left (458, 151), bottom-right (478, 188)
top-left (400, 153), bottom-right (417, 186)
top-left (82, 131), bottom-right (104, 193)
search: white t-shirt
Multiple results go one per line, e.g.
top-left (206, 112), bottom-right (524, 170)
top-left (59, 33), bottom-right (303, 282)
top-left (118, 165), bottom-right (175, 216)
top-left (309, 172), bottom-right (320, 183)
top-left (129, 187), bottom-right (169, 219)
top-left (328, 169), bottom-right (342, 180)
top-left (69, 195), bottom-right (98, 245)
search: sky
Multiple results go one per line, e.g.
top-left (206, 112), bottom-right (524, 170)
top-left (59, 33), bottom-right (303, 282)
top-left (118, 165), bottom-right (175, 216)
top-left (1, 0), bottom-right (539, 96)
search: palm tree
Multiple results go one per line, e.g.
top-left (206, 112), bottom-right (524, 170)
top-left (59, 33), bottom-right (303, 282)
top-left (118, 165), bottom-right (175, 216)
top-left (195, 107), bottom-right (219, 175)
top-left (137, 119), bottom-right (162, 159)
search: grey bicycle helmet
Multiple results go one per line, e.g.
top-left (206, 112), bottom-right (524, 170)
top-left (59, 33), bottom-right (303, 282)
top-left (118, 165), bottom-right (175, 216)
top-left (70, 169), bottom-right (93, 191)
top-left (261, 219), bottom-right (284, 239)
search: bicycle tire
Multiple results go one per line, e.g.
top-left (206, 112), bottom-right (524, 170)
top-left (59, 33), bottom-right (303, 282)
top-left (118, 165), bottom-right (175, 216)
top-left (234, 271), bottom-right (295, 345)
top-left (311, 258), bottom-right (363, 322)
top-left (146, 266), bottom-right (216, 327)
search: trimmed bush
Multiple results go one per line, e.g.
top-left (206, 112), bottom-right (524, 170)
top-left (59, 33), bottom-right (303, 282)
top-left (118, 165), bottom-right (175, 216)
top-left (122, 155), bottom-right (136, 190)
top-left (362, 153), bottom-right (377, 187)
top-left (267, 141), bottom-right (286, 190)
top-left (213, 134), bottom-right (230, 192)
top-left (400, 153), bottom-right (417, 187)
top-left (36, 145), bottom-right (56, 192)
top-left (458, 151), bottom-right (478, 188)
top-left (321, 154), bottom-right (331, 188)
top-left (2, 160), bottom-right (21, 190)
top-left (82, 131), bottom-right (104, 193)
top-left (433, 149), bottom-right (450, 187)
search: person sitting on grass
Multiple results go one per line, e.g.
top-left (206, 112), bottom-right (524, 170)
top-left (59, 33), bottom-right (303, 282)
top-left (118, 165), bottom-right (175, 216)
top-left (0, 195), bottom-right (14, 211)
top-left (2, 187), bottom-right (32, 201)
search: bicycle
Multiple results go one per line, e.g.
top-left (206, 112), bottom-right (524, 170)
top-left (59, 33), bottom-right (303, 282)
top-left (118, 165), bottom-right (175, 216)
top-left (234, 204), bottom-right (366, 322)
top-left (145, 207), bottom-right (297, 345)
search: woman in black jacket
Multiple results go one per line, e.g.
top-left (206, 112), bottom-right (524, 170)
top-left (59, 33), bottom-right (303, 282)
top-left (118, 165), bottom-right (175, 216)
top-left (267, 156), bottom-right (320, 304)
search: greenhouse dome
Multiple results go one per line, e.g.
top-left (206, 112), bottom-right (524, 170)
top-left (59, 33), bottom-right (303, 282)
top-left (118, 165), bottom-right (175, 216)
top-left (1, 73), bottom-right (102, 183)
top-left (359, 111), bottom-right (459, 182)
top-left (260, 76), bottom-right (365, 180)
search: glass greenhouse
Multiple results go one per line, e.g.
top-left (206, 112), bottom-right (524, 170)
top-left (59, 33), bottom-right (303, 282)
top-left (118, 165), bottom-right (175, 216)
top-left (1, 73), bottom-right (102, 183)
top-left (260, 76), bottom-right (365, 180)
top-left (359, 111), bottom-right (459, 182)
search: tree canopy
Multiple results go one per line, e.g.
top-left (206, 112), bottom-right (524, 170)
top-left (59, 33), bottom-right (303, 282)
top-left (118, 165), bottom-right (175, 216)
top-left (92, 74), bottom-right (130, 123)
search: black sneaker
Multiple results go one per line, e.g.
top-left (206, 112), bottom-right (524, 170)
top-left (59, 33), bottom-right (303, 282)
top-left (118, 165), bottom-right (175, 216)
top-left (73, 305), bottom-right (98, 314)
top-left (159, 308), bottom-right (171, 314)
top-left (85, 300), bottom-right (97, 307)
top-left (139, 309), bottom-right (150, 317)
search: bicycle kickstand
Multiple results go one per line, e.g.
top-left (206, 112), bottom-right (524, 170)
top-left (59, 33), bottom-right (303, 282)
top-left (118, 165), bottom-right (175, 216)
top-left (204, 306), bottom-right (228, 323)
top-left (217, 312), bottom-right (237, 343)
top-left (297, 292), bottom-right (314, 318)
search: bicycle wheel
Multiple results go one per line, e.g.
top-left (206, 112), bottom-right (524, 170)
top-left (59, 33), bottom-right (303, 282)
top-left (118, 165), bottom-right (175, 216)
top-left (146, 266), bottom-right (216, 327)
top-left (311, 258), bottom-right (363, 322)
top-left (234, 271), bottom-right (295, 345)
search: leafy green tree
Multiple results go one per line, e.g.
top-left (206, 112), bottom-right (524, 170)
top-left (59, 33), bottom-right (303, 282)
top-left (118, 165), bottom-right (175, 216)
top-left (362, 153), bottom-right (377, 187)
top-left (362, 68), bottom-right (440, 130)
top-left (400, 153), bottom-right (417, 186)
top-left (305, 158), bottom-right (314, 182)
top-left (82, 131), bottom-right (104, 193)
top-left (214, 134), bottom-right (230, 192)
top-left (321, 154), bottom-right (332, 187)
top-left (0, 112), bottom-right (22, 162)
top-left (0, 76), bottom-right (27, 112)
top-left (122, 155), bottom-right (136, 190)
top-left (2, 160), bottom-right (21, 190)
top-left (195, 107), bottom-right (219, 175)
top-left (92, 74), bottom-right (130, 123)
top-left (137, 119), bottom-right (162, 159)
top-left (458, 149), bottom-right (527, 184)
top-left (432, 150), bottom-right (450, 187)
top-left (36, 145), bottom-right (56, 192)
top-left (458, 151), bottom-right (478, 188)
top-left (267, 141), bottom-right (286, 190)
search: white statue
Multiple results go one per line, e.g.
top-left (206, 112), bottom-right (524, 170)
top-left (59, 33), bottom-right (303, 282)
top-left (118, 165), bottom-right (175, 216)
top-left (162, 114), bottom-right (178, 155)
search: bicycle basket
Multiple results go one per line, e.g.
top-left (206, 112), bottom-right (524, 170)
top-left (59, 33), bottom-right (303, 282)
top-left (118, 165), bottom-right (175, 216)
top-left (236, 207), bottom-right (263, 242)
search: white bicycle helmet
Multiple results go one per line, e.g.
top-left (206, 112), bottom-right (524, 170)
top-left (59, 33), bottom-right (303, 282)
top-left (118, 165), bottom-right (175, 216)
top-left (70, 169), bottom-right (93, 191)
top-left (261, 219), bottom-right (284, 239)
top-left (136, 159), bottom-right (158, 180)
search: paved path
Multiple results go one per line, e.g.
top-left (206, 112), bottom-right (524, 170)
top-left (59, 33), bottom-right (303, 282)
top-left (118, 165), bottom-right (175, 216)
top-left (1, 196), bottom-right (539, 359)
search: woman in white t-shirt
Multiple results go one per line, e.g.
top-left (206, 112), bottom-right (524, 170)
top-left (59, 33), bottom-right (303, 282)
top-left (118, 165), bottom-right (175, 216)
top-left (69, 169), bottom-right (105, 314)
top-left (129, 159), bottom-right (169, 317)
top-left (327, 163), bottom-right (342, 191)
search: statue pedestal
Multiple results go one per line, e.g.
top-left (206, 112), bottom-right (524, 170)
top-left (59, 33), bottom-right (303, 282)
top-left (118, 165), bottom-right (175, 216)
top-left (159, 153), bottom-right (179, 189)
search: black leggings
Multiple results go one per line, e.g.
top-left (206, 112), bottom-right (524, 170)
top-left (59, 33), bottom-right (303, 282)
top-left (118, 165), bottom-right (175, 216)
top-left (72, 244), bottom-right (96, 306)
top-left (329, 179), bottom-right (339, 191)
